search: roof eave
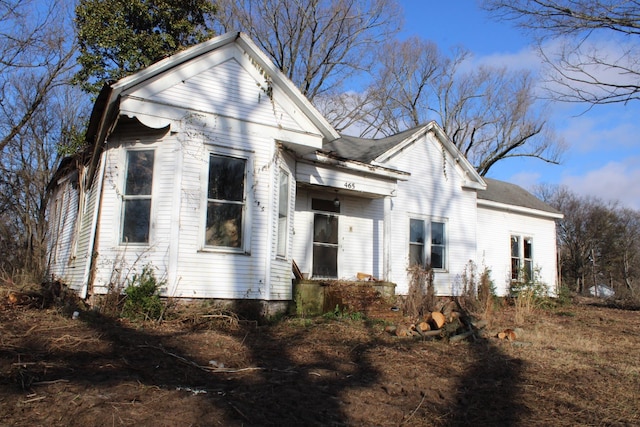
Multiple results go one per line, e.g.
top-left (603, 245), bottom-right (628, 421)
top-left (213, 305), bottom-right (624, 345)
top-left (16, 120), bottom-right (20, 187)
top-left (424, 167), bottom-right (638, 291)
top-left (374, 121), bottom-right (485, 188)
top-left (478, 198), bottom-right (564, 219)
top-left (304, 151), bottom-right (410, 181)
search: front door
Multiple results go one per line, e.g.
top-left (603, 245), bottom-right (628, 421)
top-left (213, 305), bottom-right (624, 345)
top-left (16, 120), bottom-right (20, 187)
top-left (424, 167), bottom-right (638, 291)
top-left (311, 198), bottom-right (340, 278)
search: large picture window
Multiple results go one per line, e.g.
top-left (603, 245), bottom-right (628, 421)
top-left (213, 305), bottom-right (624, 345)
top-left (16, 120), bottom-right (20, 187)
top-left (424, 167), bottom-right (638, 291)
top-left (205, 154), bottom-right (246, 249)
top-left (122, 150), bottom-right (154, 244)
top-left (409, 218), bottom-right (447, 270)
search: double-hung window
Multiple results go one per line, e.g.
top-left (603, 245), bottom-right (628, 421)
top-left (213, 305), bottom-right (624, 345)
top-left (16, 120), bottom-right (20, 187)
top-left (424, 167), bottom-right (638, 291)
top-left (121, 150), bottom-right (154, 244)
top-left (511, 235), bottom-right (533, 280)
top-left (205, 154), bottom-right (246, 250)
top-left (409, 218), bottom-right (447, 270)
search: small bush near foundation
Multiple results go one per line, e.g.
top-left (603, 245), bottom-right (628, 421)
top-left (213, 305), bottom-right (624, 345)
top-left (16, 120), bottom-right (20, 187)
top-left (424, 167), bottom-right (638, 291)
top-left (122, 265), bottom-right (165, 321)
top-left (510, 267), bottom-right (548, 324)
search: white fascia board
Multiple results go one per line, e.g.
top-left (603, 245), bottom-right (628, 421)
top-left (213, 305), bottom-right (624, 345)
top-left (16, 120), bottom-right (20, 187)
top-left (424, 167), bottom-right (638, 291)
top-left (119, 95), bottom-right (324, 151)
top-left (296, 162), bottom-right (398, 197)
top-left (373, 126), bottom-right (429, 163)
top-left (108, 32), bottom-right (339, 143)
top-left (374, 121), bottom-right (485, 189)
top-left (304, 152), bottom-right (410, 181)
top-left (426, 122), bottom-right (485, 188)
top-left (111, 32), bottom-right (241, 94)
top-left (234, 34), bottom-right (340, 141)
top-left (478, 199), bottom-right (564, 220)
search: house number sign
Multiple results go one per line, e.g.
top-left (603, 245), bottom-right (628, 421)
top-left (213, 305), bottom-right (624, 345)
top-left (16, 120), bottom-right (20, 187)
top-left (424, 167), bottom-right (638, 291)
top-left (344, 182), bottom-right (356, 190)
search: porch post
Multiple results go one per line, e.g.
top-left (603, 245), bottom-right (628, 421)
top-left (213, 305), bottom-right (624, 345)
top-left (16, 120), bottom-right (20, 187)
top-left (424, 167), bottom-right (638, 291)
top-left (383, 195), bottom-right (392, 282)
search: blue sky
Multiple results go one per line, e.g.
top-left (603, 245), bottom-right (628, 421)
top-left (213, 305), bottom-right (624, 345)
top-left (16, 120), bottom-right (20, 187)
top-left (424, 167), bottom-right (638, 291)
top-left (398, 0), bottom-right (640, 210)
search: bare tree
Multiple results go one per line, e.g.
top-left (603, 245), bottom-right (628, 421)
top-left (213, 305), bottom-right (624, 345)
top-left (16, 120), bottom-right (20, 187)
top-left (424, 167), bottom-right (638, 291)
top-left (483, 0), bottom-right (640, 105)
top-left (364, 39), bottom-right (563, 176)
top-left (0, 0), bottom-right (82, 282)
top-left (614, 208), bottom-right (640, 296)
top-left (214, 0), bottom-right (402, 101)
top-left (536, 184), bottom-right (640, 297)
top-left (0, 0), bottom-right (77, 153)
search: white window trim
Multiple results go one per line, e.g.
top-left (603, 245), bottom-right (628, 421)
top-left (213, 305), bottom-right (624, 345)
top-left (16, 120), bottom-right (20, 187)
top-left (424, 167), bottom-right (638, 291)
top-left (510, 233), bottom-right (534, 281)
top-left (276, 167), bottom-right (290, 259)
top-left (408, 215), bottom-right (448, 272)
top-left (199, 148), bottom-right (253, 254)
top-left (119, 147), bottom-right (156, 247)
top-left (310, 195), bottom-right (341, 279)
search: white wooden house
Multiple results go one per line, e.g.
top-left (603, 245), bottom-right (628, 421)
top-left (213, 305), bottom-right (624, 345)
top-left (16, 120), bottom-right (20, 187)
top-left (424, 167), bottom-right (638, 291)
top-left (477, 178), bottom-right (563, 296)
top-left (46, 32), bottom-right (562, 310)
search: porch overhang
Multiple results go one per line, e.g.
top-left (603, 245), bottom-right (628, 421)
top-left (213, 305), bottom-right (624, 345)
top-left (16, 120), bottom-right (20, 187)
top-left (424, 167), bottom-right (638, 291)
top-left (296, 154), bottom-right (408, 198)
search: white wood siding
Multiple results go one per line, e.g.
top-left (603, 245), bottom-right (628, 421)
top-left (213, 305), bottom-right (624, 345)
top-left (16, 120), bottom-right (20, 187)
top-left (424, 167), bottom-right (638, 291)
top-left (89, 117), bottom-right (278, 299)
top-left (382, 132), bottom-right (478, 295)
top-left (268, 151), bottom-right (297, 300)
top-left (46, 174), bottom-right (79, 284)
top-left (477, 206), bottom-right (559, 296)
top-left (149, 58), bottom-right (303, 133)
top-left (292, 188), bottom-right (385, 280)
top-left (91, 123), bottom-right (172, 293)
top-left (48, 158), bottom-right (103, 296)
top-left (78, 39), bottom-right (336, 301)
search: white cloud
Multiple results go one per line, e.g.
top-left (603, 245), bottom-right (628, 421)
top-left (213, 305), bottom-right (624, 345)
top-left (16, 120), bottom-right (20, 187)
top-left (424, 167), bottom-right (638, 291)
top-left (558, 108), bottom-right (640, 154)
top-left (473, 46), bottom-right (542, 72)
top-left (509, 171), bottom-right (542, 189)
top-left (561, 157), bottom-right (640, 209)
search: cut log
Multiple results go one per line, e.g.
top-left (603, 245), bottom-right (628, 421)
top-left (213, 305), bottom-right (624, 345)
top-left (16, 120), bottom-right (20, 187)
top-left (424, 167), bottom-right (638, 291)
top-left (441, 300), bottom-right (456, 319)
top-left (441, 318), bottom-right (462, 336)
top-left (356, 272), bottom-right (373, 281)
top-left (417, 321), bottom-right (431, 332)
top-left (431, 311), bottom-right (446, 329)
top-left (395, 324), bottom-right (410, 337)
top-left (449, 331), bottom-right (474, 343)
top-left (470, 319), bottom-right (488, 330)
top-left (421, 329), bottom-right (446, 337)
top-left (497, 329), bottom-right (517, 340)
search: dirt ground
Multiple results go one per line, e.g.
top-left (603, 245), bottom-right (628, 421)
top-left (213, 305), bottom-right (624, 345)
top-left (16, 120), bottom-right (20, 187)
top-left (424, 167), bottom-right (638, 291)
top-left (1, 291), bottom-right (639, 427)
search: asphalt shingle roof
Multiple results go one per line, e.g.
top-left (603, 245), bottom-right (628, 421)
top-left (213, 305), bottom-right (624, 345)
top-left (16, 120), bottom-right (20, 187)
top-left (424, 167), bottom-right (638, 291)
top-left (479, 177), bottom-right (561, 214)
top-left (321, 125), bottom-right (425, 163)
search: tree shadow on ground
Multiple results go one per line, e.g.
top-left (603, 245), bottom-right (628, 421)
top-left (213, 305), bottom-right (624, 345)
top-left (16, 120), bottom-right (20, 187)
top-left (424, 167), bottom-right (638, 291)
top-left (445, 339), bottom-right (528, 426)
top-left (1, 305), bottom-right (383, 426)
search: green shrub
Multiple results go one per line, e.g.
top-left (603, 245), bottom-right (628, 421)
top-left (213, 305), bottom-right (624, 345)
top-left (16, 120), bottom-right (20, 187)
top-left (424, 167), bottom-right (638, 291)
top-left (122, 265), bottom-right (165, 321)
top-left (510, 266), bottom-right (548, 324)
top-left (323, 304), bottom-right (363, 321)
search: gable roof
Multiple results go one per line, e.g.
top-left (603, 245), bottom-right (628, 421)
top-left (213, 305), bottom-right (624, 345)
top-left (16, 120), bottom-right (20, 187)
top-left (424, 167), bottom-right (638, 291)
top-left (322, 125), bottom-right (425, 163)
top-left (321, 122), bottom-right (485, 190)
top-left (83, 32), bottom-right (339, 185)
top-left (479, 177), bottom-right (563, 218)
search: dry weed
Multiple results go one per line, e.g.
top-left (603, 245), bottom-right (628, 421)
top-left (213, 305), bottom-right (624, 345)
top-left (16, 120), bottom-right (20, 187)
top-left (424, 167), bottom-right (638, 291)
top-left (402, 265), bottom-right (435, 318)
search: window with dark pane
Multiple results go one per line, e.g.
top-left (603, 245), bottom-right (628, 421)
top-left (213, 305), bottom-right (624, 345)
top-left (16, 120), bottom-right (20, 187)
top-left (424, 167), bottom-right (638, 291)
top-left (312, 213), bottom-right (339, 277)
top-left (205, 154), bottom-right (246, 248)
top-left (409, 219), bottom-right (425, 266)
top-left (524, 238), bottom-right (533, 280)
top-left (430, 221), bottom-right (445, 269)
top-left (122, 150), bottom-right (154, 243)
top-left (511, 235), bottom-right (521, 280)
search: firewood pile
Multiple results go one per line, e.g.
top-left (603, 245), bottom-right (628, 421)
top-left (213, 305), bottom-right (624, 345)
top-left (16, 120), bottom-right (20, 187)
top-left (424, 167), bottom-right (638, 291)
top-left (385, 299), bottom-right (488, 342)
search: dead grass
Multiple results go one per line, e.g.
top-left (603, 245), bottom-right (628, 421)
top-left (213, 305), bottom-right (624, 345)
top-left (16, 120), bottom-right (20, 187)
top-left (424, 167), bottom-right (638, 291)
top-left (0, 290), bottom-right (639, 426)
